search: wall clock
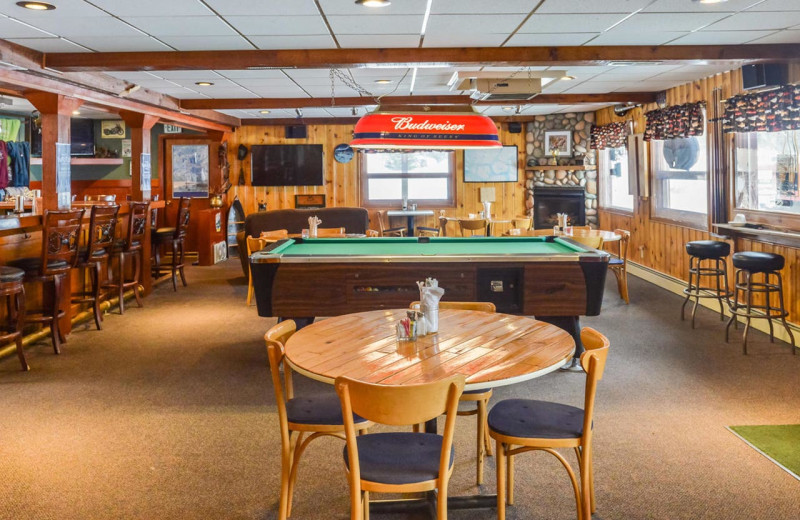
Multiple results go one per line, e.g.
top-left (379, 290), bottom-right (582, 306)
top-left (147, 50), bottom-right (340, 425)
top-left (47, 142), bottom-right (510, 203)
top-left (334, 143), bottom-right (354, 163)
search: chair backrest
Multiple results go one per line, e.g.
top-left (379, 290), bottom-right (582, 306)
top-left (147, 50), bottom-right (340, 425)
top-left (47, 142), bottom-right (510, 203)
top-left (174, 197), bottom-right (191, 240)
top-left (459, 218), bottom-right (486, 236)
top-left (247, 236), bottom-right (269, 257)
top-left (40, 209), bottom-right (85, 275)
top-left (336, 374), bottom-right (465, 487)
top-left (366, 229), bottom-right (380, 237)
top-left (512, 217), bottom-right (532, 230)
top-left (572, 225), bottom-right (591, 231)
top-left (417, 227), bottom-right (440, 237)
top-left (265, 320), bottom-right (298, 448)
top-left (316, 227), bottom-right (346, 237)
top-left (528, 229), bottom-right (555, 236)
top-left (570, 235), bottom-right (604, 249)
top-left (579, 327), bottom-right (610, 442)
top-left (84, 194), bottom-right (116, 202)
top-left (409, 301), bottom-right (496, 313)
top-left (126, 202), bottom-right (151, 251)
top-left (375, 210), bottom-right (390, 234)
top-left (84, 204), bottom-right (120, 260)
top-left (259, 229), bottom-right (288, 241)
top-left (613, 229), bottom-right (630, 264)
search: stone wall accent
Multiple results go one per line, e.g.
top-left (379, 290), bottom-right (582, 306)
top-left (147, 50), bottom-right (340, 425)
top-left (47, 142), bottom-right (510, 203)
top-left (524, 112), bottom-right (599, 227)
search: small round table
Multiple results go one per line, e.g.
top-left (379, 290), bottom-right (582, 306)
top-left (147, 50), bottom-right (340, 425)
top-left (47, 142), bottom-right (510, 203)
top-left (284, 308), bottom-right (575, 392)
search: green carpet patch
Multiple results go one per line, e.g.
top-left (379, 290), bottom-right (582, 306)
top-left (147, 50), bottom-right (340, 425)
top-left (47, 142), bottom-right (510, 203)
top-left (728, 425), bottom-right (800, 480)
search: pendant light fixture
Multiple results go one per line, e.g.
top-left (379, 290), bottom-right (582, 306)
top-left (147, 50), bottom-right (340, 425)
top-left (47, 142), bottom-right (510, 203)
top-left (351, 106), bottom-right (501, 150)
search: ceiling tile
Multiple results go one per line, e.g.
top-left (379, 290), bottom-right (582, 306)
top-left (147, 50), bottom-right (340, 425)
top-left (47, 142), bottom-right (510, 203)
top-left (158, 35), bottom-right (255, 51)
top-left (600, 65), bottom-right (683, 76)
top-left (156, 70), bottom-right (226, 80)
top-left (225, 15), bottom-right (329, 35)
top-left (338, 34), bottom-right (421, 48)
top-left (642, 0), bottom-right (756, 12)
top-left (426, 14), bottom-right (528, 34)
top-left (505, 33), bottom-right (599, 46)
top-left (6, 37), bottom-right (89, 52)
top-left (564, 81), bottom-right (634, 93)
top-left (423, 33), bottom-right (508, 47)
top-left (121, 16), bottom-right (235, 36)
top-left (0, 0), bottom-right (104, 18)
top-left (105, 71), bottom-right (166, 81)
top-left (585, 31), bottom-right (689, 46)
top-left (230, 78), bottom-right (299, 88)
top-left (708, 11), bottom-right (800, 30)
top-left (217, 69), bottom-right (288, 80)
top-left (16, 15), bottom-right (145, 38)
top-left (67, 36), bottom-right (172, 52)
top-left (87, 0), bottom-right (213, 17)
top-left (520, 13), bottom-right (630, 33)
top-left (537, 0), bottom-right (652, 13)
top-left (614, 81), bottom-right (683, 92)
top-left (750, 0), bottom-right (800, 10)
top-left (0, 16), bottom-right (54, 38)
top-left (246, 86), bottom-right (309, 97)
top-left (747, 29), bottom-right (800, 43)
top-left (317, 0), bottom-right (428, 15)
top-left (667, 30), bottom-right (775, 45)
top-left (203, 0), bottom-right (320, 16)
top-left (431, 0), bottom-right (535, 14)
top-left (612, 12), bottom-right (730, 32)
top-left (326, 14), bottom-right (423, 34)
top-left (249, 35), bottom-right (336, 49)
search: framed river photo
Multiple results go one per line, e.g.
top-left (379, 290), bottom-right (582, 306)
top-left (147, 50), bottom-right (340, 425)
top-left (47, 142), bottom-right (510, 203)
top-left (464, 145), bottom-right (518, 183)
top-left (171, 144), bottom-right (209, 198)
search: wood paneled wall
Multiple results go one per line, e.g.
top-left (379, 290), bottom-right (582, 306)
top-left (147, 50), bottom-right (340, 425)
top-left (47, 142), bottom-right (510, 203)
top-left (225, 123), bottom-right (527, 233)
top-left (595, 67), bottom-right (800, 327)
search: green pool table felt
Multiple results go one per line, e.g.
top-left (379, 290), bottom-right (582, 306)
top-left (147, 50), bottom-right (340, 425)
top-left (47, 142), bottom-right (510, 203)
top-left (268, 236), bottom-right (587, 257)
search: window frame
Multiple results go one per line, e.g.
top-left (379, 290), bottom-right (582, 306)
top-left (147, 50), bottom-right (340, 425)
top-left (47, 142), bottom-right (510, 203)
top-left (359, 150), bottom-right (456, 208)
top-left (598, 145), bottom-right (635, 215)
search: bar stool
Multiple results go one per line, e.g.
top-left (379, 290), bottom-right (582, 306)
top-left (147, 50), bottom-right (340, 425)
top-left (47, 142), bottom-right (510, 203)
top-left (105, 202), bottom-right (149, 314)
top-left (9, 209), bottom-right (85, 354)
top-left (726, 252), bottom-right (796, 355)
top-left (152, 197), bottom-right (191, 291)
top-left (72, 204), bottom-right (119, 330)
top-left (0, 266), bottom-right (27, 370)
top-left (681, 240), bottom-right (730, 328)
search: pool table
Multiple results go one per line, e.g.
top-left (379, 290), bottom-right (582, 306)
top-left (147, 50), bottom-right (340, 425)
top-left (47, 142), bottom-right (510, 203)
top-left (250, 236), bottom-right (609, 351)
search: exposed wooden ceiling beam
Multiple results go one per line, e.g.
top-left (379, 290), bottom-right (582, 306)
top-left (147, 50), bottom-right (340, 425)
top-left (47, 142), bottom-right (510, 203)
top-left (182, 92), bottom-right (657, 111)
top-left (43, 45), bottom-right (799, 72)
top-left (241, 118), bottom-right (361, 126)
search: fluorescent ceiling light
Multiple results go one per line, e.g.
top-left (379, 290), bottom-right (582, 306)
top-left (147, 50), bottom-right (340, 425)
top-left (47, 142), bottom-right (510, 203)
top-left (355, 0), bottom-right (391, 7)
top-left (16, 2), bottom-right (56, 10)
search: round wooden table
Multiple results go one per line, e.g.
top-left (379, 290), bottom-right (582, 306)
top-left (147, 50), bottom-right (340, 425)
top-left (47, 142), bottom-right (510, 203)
top-left (514, 228), bottom-right (621, 242)
top-left (284, 308), bottom-right (575, 391)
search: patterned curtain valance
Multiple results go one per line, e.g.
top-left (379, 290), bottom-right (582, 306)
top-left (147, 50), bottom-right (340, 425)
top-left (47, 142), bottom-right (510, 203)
top-left (722, 85), bottom-right (800, 134)
top-left (590, 122), bottom-right (628, 150)
top-left (644, 102), bottom-right (706, 141)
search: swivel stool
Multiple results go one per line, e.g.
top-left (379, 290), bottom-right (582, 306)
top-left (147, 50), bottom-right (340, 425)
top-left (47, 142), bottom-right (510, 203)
top-left (681, 240), bottom-right (731, 328)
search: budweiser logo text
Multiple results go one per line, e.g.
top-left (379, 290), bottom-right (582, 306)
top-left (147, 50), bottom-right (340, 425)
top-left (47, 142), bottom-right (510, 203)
top-left (391, 117), bottom-right (466, 132)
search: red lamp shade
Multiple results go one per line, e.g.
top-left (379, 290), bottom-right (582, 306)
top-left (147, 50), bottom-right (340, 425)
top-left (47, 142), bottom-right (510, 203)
top-left (351, 110), bottom-right (501, 150)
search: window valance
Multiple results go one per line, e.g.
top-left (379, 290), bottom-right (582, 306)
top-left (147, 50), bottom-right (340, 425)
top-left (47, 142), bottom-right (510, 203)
top-left (722, 85), bottom-right (800, 134)
top-left (644, 102), bottom-right (706, 141)
top-left (590, 122), bottom-right (628, 150)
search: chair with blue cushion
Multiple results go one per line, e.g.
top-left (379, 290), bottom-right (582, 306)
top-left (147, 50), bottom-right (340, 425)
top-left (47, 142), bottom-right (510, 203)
top-left (336, 373), bottom-right (465, 520)
top-left (265, 320), bottom-right (371, 520)
top-left (488, 327), bottom-right (610, 520)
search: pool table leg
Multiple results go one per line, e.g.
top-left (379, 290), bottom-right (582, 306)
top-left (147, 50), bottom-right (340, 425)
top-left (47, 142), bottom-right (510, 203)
top-left (278, 317), bottom-right (315, 330)
top-left (536, 316), bottom-right (584, 372)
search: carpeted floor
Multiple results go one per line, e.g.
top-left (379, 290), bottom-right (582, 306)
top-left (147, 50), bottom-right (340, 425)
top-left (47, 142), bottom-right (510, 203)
top-left (1, 259), bottom-right (798, 520)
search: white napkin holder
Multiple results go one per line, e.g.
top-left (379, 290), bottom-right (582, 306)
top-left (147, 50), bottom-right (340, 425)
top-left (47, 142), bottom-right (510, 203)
top-left (308, 216), bottom-right (321, 237)
top-left (417, 278), bottom-right (445, 334)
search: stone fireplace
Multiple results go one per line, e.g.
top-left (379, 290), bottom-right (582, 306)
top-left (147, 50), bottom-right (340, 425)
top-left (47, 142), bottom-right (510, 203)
top-left (533, 187), bottom-right (586, 229)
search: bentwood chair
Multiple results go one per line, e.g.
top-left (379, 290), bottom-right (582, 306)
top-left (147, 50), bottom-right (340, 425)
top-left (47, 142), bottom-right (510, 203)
top-left (152, 197), bottom-right (191, 291)
top-left (488, 327), bottom-right (610, 520)
top-left (265, 321), bottom-right (371, 520)
top-left (336, 374), bottom-right (465, 520)
top-left (10, 209), bottom-right (85, 354)
top-left (458, 218), bottom-right (487, 237)
top-left (409, 300), bottom-right (496, 485)
top-left (246, 237), bottom-right (267, 306)
top-left (316, 227), bottom-right (346, 237)
top-left (569, 235), bottom-right (604, 250)
top-left (416, 226), bottom-right (440, 237)
top-left (375, 210), bottom-right (406, 237)
top-left (511, 216), bottom-right (532, 230)
top-left (104, 202), bottom-right (149, 315)
top-left (608, 229), bottom-right (630, 303)
top-left (72, 204), bottom-right (120, 329)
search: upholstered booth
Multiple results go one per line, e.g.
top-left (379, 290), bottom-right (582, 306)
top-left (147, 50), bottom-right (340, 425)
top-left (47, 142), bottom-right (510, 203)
top-left (236, 208), bottom-right (369, 275)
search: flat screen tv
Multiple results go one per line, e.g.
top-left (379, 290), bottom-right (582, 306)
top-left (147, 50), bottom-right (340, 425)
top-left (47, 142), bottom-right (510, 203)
top-left (251, 145), bottom-right (324, 186)
top-left (70, 119), bottom-right (95, 156)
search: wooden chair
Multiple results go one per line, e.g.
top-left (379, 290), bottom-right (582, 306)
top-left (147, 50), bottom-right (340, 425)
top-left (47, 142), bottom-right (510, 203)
top-left (488, 327), bottom-right (610, 520)
top-left (265, 321), bottom-right (370, 520)
top-left (572, 225), bottom-right (591, 231)
top-left (259, 229), bottom-right (288, 241)
top-left (409, 300), bottom-right (496, 485)
top-left (0, 266), bottom-right (27, 370)
top-left (152, 197), bottom-right (191, 291)
top-left (438, 215), bottom-right (450, 236)
top-left (246, 236), bottom-right (268, 306)
top-left (9, 209), bottom-right (85, 354)
top-left (83, 194), bottom-right (116, 201)
top-left (375, 210), bottom-right (406, 237)
top-left (336, 373), bottom-right (465, 520)
top-left (104, 202), bottom-right (149, 315)
top-left (366, 229), bottom-right (379, 237)
top-left (512, 217), bottom-right (532, 230)
top-left (316, 227), bottom-right (346, 237)
top-left (569, 235), bottom-right (604, 250)
top-left (458, 218), bottom-right (487, 237)
top-left (609, 229), bottom-right (630, 304)
top-left (417, 226), bottom-right (440, 237)
top-left (72, 204), bottom-right (120, 329)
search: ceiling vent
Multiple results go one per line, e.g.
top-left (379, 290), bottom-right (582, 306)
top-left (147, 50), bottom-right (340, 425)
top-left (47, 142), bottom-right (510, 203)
top-left (449, 70), bottom-right (565, 102)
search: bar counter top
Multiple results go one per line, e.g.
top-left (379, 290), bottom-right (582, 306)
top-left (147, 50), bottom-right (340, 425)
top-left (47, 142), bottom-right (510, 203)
top-left (714, 223), bottom-right (800, 248)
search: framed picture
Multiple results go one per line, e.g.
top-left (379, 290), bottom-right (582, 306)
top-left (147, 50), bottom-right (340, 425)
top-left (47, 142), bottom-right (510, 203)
top-left (295, 194), bottom-right (326, 209)
top-left (121, 139), bottom-right (132, 158)
top-left (171, 144), bottom-right (209, 198)
top-left (464, 145), bottom-right (518, 183)
top-left (545, 131), bottom-right (572, 156)
top-left (100, 120), bottom-right (126, 139)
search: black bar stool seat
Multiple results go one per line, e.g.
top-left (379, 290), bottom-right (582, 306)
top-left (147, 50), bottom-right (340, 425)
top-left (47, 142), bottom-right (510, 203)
top-left (0, 266), bottom-right (27, 370)
top-left (681, 240), bottom-right (731, 328)
top-left (726, 251), bottom-right (795, 354)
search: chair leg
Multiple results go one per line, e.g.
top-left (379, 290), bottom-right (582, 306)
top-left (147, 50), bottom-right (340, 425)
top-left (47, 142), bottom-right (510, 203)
top-left (680, 256), bottom-right (694, 322)
top-left (350, 486), bottom-right (362, 520)
top-left (476, 398), bottom-right (486, 485)
top-left (715, 259), bottom-right (726, 321)
top-left (133, 250), bottom-right (143, 308)
top-left (171, 241), bottom-right (179, 291)
top-left (92, 262), bottom-right (103, 330)
top-left (179, 240), bottom-right (188, 287)
top-left (13, 291), bottom-right (28, 371)
top-left (363, 490), bottom-right (370, 520)
top-left (743, 271), bottom-right (753, 355)
top-left (246, 266), bottom-right (254, 306)
top-left (118, 253), bottom-right (127, 315)
top-left (507, 447), bottom-right (515, 505)
top-left (50, 275), bottom-right (62, 354)
top-left (436, 482), bottom-right (447, 520)
top-left (496, 440), bottom-right (507, 520)
top-left (764, 273), bottom-right (774, 343)
top-left (580, 445), bottom-right (592, 520)
top-left (278, 433), bottom-right (293, 520)
top-left (775, 272), bottom-right (796, 354)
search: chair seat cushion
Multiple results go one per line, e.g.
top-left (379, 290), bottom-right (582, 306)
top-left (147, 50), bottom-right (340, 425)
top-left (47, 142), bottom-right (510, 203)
top-left (113, 238), bottom-right (141, 251)
top-left (0, 266), bottom-right (25, 283)
top-left (488, 399), bottom-right (585, 439)
top-left (608, 256), bottom-right (624, 266)
top-left (286, 393), bottom-right (367, 426)
top-left (686, 240), bottom-right (730, 259)
top-left (78, 247), bottom-right (107, 259)
top-left (8, 257), bottom-right (69, 274)
top-left (153, 227), bottom-right (176, 239)
top-left (343, 432), bottom-right (454, 485)
top-left (732, 251), bottom-right (784, 273)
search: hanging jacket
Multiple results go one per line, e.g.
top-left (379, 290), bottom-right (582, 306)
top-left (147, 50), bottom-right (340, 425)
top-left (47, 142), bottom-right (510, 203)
top-left (0, 141), bottom-right (9, 189)
top-left (6, 141), bottom-right (30, 188)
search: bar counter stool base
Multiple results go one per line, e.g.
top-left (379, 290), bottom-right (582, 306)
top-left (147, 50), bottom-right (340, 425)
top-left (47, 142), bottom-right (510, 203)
top-left (681, 240), bottom-right (731, 328)
top-left (0, 266), bottom-right (27, 370)
top-left (726, 252), bottom-right (796, 355)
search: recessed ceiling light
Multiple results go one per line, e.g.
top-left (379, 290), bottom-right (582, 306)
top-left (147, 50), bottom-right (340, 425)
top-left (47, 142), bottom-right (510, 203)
top-left (259, 110), bottom-right (270, 115)
top-left (692, 0), bottom-right (728, 4)
top-left (16, 1), bottom-right (56, 10)
top-left (560, 75), bottom-right (576, 81)
top-left (195, 81), bottom-right (214, 86)
top-left (355, 0), bottom-right (391, 7)
top-left (374, 79), bottom-right (392, 84)
top-left (72, 110), bottom-right (80, 115)
top-left (502, 107), bottom-right (514, 111)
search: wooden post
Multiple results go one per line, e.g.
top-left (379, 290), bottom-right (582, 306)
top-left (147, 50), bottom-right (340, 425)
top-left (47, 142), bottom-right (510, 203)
top-left (24, 92), bottom-right (83, 210)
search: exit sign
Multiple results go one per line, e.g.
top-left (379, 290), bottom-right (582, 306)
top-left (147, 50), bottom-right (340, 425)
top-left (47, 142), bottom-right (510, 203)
top-left (163, 124), bottom-right (182, 134)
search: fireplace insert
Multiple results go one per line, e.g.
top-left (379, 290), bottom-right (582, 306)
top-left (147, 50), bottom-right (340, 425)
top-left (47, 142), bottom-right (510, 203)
top-left (533, 187), bottom-right (586, 229)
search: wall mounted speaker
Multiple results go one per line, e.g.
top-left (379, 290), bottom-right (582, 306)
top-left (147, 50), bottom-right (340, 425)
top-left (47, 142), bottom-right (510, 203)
top-left (507, 122), bottom-right (522, 134)
top-left (285, 125), bottom-right (307, 139)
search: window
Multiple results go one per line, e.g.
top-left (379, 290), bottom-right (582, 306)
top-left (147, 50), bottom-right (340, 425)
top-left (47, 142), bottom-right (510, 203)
top-left (650, 134), bottom-right (708, 228)
top-left (361, 151), bottom-right (455, 207)
top-left (734, 131), bottom-right (800, 216)
top-left (599, 146), bottom-right (634, 212)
